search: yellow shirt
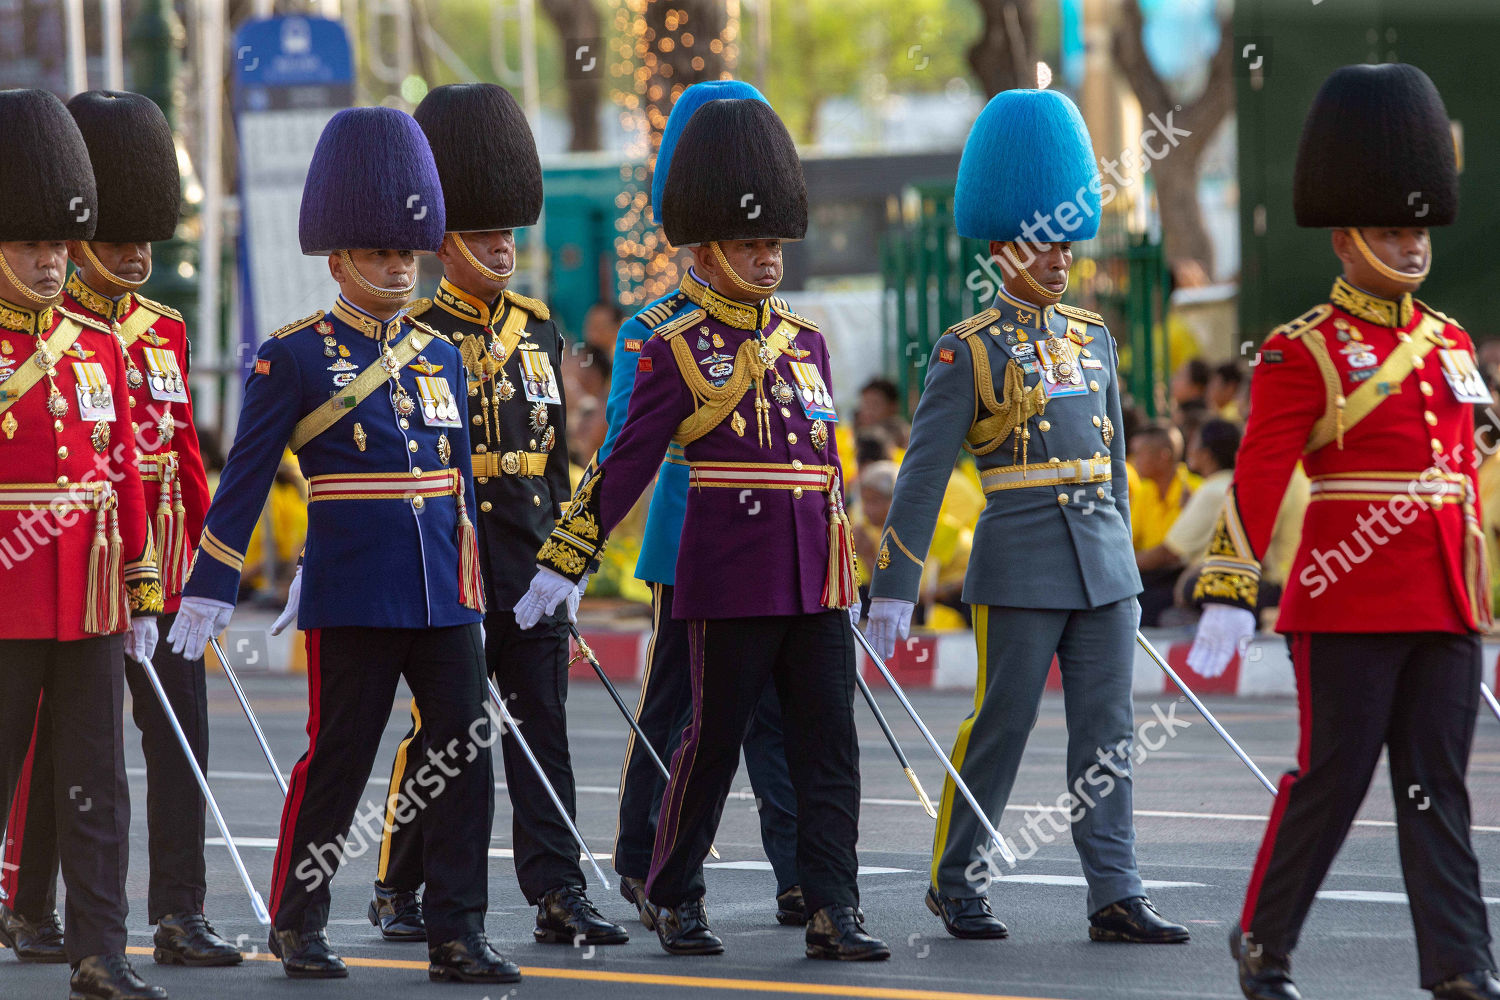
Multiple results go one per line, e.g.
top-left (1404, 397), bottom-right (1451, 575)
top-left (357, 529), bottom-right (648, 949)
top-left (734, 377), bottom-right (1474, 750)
top-left (1129, 463), bottom-right (1193, 551)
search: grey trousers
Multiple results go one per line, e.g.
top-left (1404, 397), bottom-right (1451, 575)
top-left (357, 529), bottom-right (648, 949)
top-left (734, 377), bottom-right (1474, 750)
top-left (931, 598), bottom-right (1145, 915)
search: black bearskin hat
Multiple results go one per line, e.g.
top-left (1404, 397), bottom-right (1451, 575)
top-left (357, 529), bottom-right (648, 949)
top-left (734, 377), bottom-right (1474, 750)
top-left (67, 90), bottom-right (181, 243)
top-left (414, 83), bottom-right (543, 232)
top-left (0, 89), bottom-right (97, 241)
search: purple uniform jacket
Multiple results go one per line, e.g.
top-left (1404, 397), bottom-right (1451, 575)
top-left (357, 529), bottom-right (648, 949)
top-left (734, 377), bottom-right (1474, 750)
top-left (539, 287), bottom-right (850, 620)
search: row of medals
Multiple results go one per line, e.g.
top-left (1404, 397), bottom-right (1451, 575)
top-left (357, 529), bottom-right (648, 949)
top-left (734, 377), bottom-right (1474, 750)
top-left (323, 330), bottom-right (461, 424)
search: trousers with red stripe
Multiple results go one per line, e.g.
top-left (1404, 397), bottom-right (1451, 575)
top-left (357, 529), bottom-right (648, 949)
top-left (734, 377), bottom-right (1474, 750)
top-left (1241, 631), bottom-right (1493, 988)
top-left (267, 624), bottom-right (492, 941)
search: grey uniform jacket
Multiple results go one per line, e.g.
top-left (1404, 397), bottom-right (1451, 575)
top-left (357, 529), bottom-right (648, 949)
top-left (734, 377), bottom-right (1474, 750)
top-left (868, 290), bottom-right (1141, 610)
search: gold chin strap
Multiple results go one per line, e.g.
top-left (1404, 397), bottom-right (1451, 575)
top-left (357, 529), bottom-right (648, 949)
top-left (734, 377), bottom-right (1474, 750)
top-left (710, 240), bottom-right (781, 296)
top-left (0, 247), bottom-right (62, 307)
top-left (1002, 242), bottom-right (1066, 302)
top-left (1347, 227), bottom-right (1429, 285)
top-left (452, 232), bottom-right (514, 284)
top-left (338, 249), bottom-right (415, 300)
top-left (81, 241), bottom-right (150, 290)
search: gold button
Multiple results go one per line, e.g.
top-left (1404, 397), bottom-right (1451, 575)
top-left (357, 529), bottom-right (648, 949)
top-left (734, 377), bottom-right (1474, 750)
top-left (1431, 438), bottom-right (1443, 452)
top-left (1413, 356), bottom-right (1425, 369)
top-left (780, 407), bottom-right (791, 418)
top-left (473, 415), bottom-right (484, 426)
top-left (131, 422), bottom-right (139, 432)
top-left (412, 496), bottom-right (426, 510)
top-left (1420, 382), bottom-right (1433, 396)
top-left (57, 475), bottom-right (68, 485)
top-left (1037, 420), bottom-right (1051, 432)
top-left (411, 467), bottom-right (423, 477)
top-left (787, 432), bottom-right (798, 444)
top-left (1081, 349), bottom-right (1092, 358)
top-left (533, 495), bottom-right (541, 506)
top-left (529, 438), bottom-right (538, 450)
top-left (1397, 331), bottom-right (1411, 343)
top-left (1049, 456), bottom-right (1061, 464)
top-left (475, 444), bottom-right (487, 453)
top-left (128, 396), bottom-right (136, 408)
top-left (1089, 380), bottom-right (1100, 392)
top-left (792, 486), bottom-right (804, 499)
top-left (452, 332), bottom-right (464, 341)
top-left (468, 387), bottom-right (478, 397)
top-left (1058, 493), bottom-right (1069, 505)
top-left (476, 477), bottom-right (489, 485)
top-left (57, 445), bottom-right (68, 459)
top-left (53, 419), bottom-right (63, 432)
top-left (480, 501), bottom-right (492, 513)
top-left (792, 459), bottom-right (803, 470)
top-left (1425, 411), bottom-right (1438, 426)
top-left (1092, 415), bottom-right (1102, 427)
top-left (408, 439), bottom-right (419, 452)
top-left (1093, 451), bottom-right (1102, 459)
top-left (400, 418), bottom-right (410, 429)
top-left (1097, 486), bottom-right (1107, 499)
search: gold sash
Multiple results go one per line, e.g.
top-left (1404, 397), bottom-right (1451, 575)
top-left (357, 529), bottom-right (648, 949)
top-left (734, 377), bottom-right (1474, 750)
top-left (0, 316), bottom-right (86, 417)
top-left (288, 326), bottom-right (433, 453)
top-left (1303, 315), bottom-right (1443, 453)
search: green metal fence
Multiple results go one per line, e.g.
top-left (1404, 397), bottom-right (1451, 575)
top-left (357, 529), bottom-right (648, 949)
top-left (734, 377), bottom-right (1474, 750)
top-left (880, 185), bottom-right (1170, 417)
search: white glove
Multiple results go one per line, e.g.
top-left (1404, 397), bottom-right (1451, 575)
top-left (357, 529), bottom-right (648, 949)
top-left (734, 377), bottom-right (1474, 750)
top-left (565, 572), bottom-right (591, 625)
top-left (167, 597), bottom-right (235, 662)
top-left (515, 567), bottom-right (578, 630)
top-left (1186, 604), bottom-right (1256, 679)
top-left (864, 597), bottom-right (915, 660)
top-left (848, 603), bottom-right (862, 629)
top-left (125, 615), bottom-right (158, 664)
top-left (270, 565), bottom-right (302, 636)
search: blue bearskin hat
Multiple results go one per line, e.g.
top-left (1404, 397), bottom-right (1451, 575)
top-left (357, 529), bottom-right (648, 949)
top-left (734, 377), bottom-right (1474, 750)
top-left (0, 89), bottom-right (97, 241)
top-left (660, 99), bottom-right (807, 247)
top-left (298, 107), bottom-right (446, 255)
top-left (651, 79), bottom-right (769, 225)
top-left (414, 83), bottom-right (542, 232)
top-left (67, 90), bottom-right (180, 243)
top-left (954, 89), bottom-right (1101, 243)
top-left (1294, 63), bottom-right (1457, 228)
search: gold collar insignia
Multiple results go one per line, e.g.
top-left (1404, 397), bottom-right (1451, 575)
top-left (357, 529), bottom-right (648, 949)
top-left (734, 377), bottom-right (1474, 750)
top-left (995, 286), bottom-right (1056, 331)
top-left (332, 296), bottom-right (405, 340)
top-left (678, 269), bottom-right (767, 331)
top-left (433, 278), bottom-right (501, 328)
top-left (0, 297), bottom-right (54, 334)
top-left (1330, 277), bottom-right (1414, 328)
top-left (65, 271), bottom-right (133, 323)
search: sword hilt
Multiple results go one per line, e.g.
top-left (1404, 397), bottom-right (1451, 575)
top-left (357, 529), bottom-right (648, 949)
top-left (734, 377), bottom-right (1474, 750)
top-left (906, 767), bottom-right (938, 819)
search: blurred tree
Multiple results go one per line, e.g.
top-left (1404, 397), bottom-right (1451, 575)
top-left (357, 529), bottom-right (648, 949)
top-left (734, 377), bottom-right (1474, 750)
top-left (1112, 0), bottom-right (1231, 274)
top-left (968, 0), bottom-right (1038, 95)
top-left (540, 0), bottom-right (605, 150)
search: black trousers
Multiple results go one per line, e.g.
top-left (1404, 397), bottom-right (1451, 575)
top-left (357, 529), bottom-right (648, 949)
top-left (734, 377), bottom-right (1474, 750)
top-left (3, 611), bottom-right (211, 924)
top-left (1242, 631), bottom-right (1494, 988)
top-left (267, 625), bottom-right (492, 942)
top-left (646, 611), bottom-right (859, 916)
top-left (614, 583), bottom-right (799, 893)
top-left (377, 612), bottom-right (583, 904)
top-left (0, 636), bottom-right (130, 963)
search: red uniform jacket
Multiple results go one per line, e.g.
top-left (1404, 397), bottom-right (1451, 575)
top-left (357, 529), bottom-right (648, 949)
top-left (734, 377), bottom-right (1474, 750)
top-left (1195, 277), bottom-right (1487, 634)
top-left (63, 273), bottom-right (210, 612)
top-left (0, 296), bottom-right (161, 640)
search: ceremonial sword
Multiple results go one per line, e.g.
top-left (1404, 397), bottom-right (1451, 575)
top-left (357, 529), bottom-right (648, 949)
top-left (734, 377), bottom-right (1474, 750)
top-left (1482, 682), bottom-right (1500, 726)
top-left (209, 635), bottom-right (288, 796)
top-left (852, 670), bottom-right (938, 818)
top-left (137, 654), bottom-right (270, 925)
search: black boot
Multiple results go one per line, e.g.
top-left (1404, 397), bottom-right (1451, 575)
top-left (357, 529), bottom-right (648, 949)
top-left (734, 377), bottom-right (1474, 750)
top-left (775, 886), bottom-right (807, 926)
top-left (427, 933), bottom-right (521, 984)
top-left (267, 927), bottom-right (346, 979)
top-left (367, 882), bottom-right (425, 942)
top-left (0, 904), bottom-right (66, 963)
top-left (535, 885), bottom-right (629, 945)
top-left (68, 954), bottom-right (167, 1000)
top-left (1232, 928), bottom-right (1301, 1000)
top-left (1088, 896), bottom-right (1190, 943)
top-left (805, 905), bottom-right (890, 961)
top-left (1432, 970), bottom-right (1500, 1000)
top-left (925, 886), bottom-right (1008, 940)
top-left (654, 898), bottom-right (723, 956)
top-left (152, 912), bottom-right (242, 966)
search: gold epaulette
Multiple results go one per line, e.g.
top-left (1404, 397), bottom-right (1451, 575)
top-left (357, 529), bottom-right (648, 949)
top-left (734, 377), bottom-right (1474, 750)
top-left (945, 308), bottom-right (1001, 342)
top-left (638, 294), bottom-right (687, 330)
top-left (769, 298), bottom-right (820, 332)
top-left (406, 315), bottom-right (451, 344)
top-left (654, 308), bottom-right (707, 342)
top-left (405, 297), bottom-right (434, 320)
top-left (271, 310), bottom-right (325, 339)
top-left (1271, 304), bottom-right (1332, 341)
top-left (54, 305), bottom-right (111, 335)
top-left (504, 289), bottom-right (550, 322)
top-left (131, 293), bottom-right (183, 322)
top-left (1056, 302), bottom-right (1105, 325)
top-left (1415, 299), bottom-right (1464, 331)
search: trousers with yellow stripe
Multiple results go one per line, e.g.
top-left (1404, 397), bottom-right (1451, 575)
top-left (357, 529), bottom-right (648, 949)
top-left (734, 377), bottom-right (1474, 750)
top-left (931, 599), bottom-right (1145, 915)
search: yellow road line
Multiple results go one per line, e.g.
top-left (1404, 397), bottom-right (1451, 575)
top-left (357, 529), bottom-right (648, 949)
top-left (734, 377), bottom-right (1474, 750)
top-left (124, 946), bottom-right (1062, 999)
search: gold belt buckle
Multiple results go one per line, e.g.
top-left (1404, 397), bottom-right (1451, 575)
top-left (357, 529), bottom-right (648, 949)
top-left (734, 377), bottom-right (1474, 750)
top-left (501, 452), bottom-right (521, 476)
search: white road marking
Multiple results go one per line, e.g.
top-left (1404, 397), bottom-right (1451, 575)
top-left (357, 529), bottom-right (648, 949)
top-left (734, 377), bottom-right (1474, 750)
top-left (705, 861), bottom-right (911, 875)
top-left (1317, 889), bottom-right (1500, 905)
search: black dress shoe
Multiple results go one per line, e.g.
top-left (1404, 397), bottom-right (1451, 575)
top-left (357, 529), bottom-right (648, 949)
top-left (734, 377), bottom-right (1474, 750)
top-left (1432, 970), bottom-right (1500, 1000)
top-left (535, 885), bottom-right (629, 945)
top-left (805, 905), bottom-right (890, 961)
top-left (0, 904), bottom-right (66, 963)
top-left (68, 954), bottom-right (167, 1000)
top-left (620, 876), bottom-right (658, 930)
top-left (1231, 929), bottom-right (1301, 1000)
top-left (1088, 896), bottom-right (1190, 943)
top-left (267, 928), bottom-right (347, 979)
top-left (152, 912), bottom-right (242, 967)
top-left (368, 882), bottom-right (425, 941)
top-left (925, 887), bottom-right (1009, 940)
top-left (776, 886), bottom-right (808, 926)
top-left (654, 898), bottom-right (723, 956)
top-left (427, 933), bottom-right (521, 984)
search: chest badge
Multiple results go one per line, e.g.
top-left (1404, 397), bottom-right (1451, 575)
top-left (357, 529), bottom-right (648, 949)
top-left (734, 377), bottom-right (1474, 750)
top-left (518, 350), bottom-right (561, 405)
top-left (788, 361), bottom-right (837, 420)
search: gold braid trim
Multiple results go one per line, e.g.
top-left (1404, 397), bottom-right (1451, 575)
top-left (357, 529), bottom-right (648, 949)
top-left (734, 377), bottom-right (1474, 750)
top-left (127, 579), bottom-right (166, 615)
top-left (963, 336), bottom-right (1047, 458)
top-left (669, 328), bottom-right (790, 447)
top-left (540, 468), bottom-right (605, 582)
top-left (1191, 486), bottom-right (1261, 611)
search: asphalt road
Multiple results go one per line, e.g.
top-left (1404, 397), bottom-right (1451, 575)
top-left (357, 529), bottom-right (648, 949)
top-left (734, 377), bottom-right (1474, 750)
top-left (4, 672), bottom-right (1499, 1000)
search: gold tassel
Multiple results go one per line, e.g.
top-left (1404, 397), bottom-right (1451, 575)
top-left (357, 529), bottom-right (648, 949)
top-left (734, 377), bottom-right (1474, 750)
top-left (170, 478), bottom-right (189, 594)
top-left (83, 505), bottom-right (109, 635)
top-left (820, 472), bottom-right (859, 609)
top-left (454, 477), bottom-right (486, 613)
top-left (153, 476), bottom-right (172, 586)
top-left (1335, 393), bottom-right (1346, 450)
top-left (106, 505), bottom-right (125, 633)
